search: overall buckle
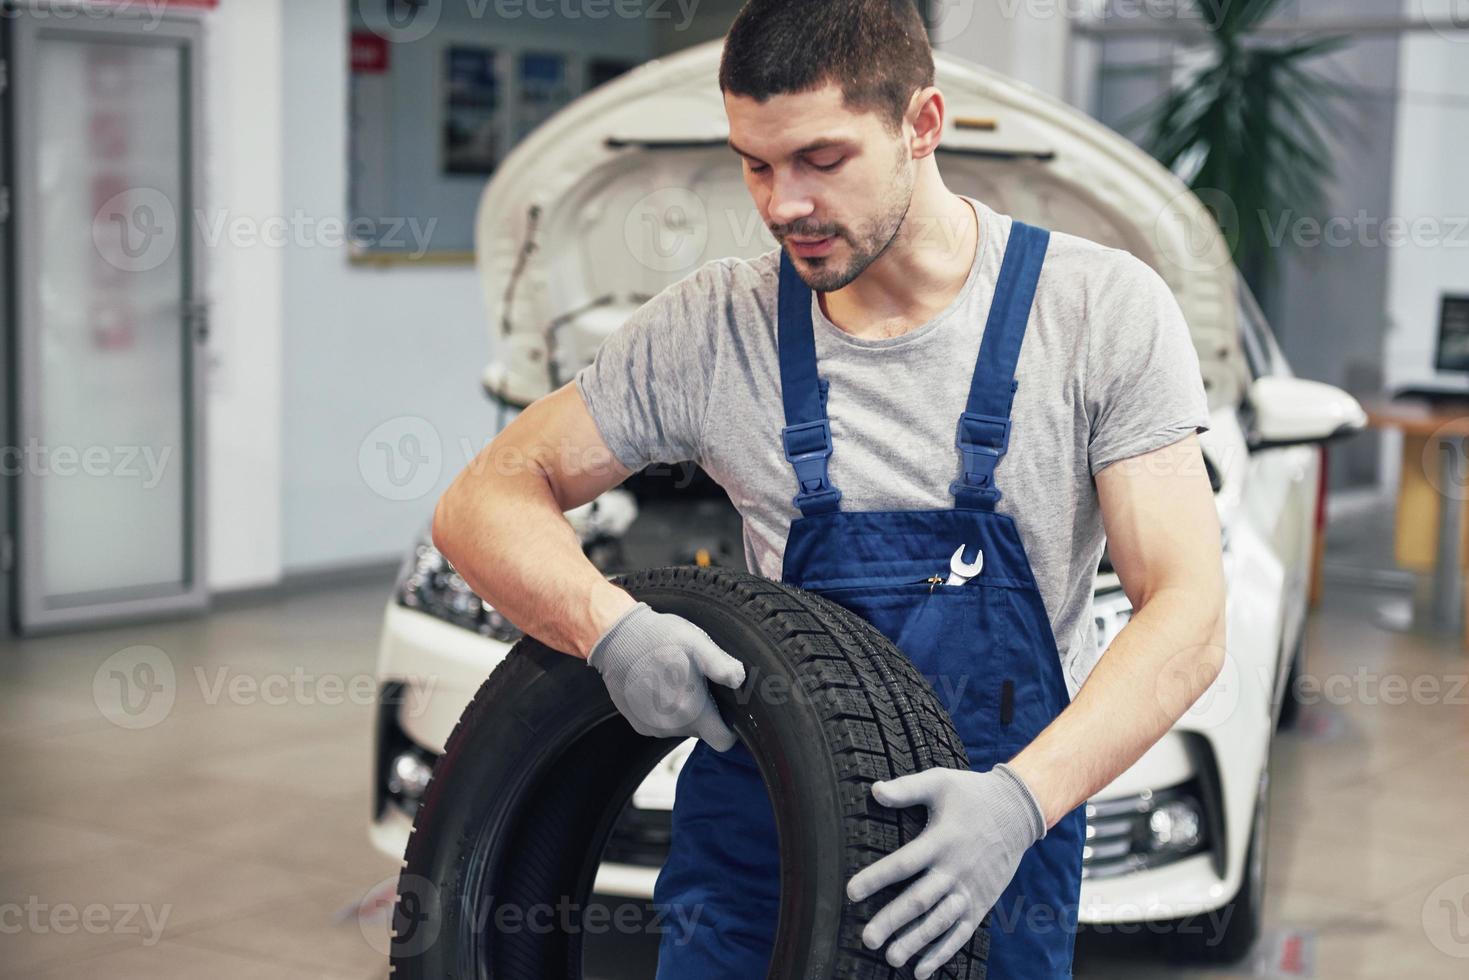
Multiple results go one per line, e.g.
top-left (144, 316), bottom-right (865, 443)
top-left (782, 418), bottom-right (842, 513)
top-left (950, 411), bottom-right (1011, 509)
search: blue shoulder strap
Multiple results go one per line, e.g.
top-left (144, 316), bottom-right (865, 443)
top-left (950, 220), bottom-right (1050, 511)
top-left (776, 250), bottom-right (841, 516)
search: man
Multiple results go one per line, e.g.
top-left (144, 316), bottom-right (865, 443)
top-left (432, 0), bottom-right (1226, 976)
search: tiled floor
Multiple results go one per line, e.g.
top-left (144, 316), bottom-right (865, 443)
top-left (2, 496), bottom-right (1467, 978)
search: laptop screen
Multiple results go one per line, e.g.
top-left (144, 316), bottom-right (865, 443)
top-left (1435, 295), bottom-right (1469, 374)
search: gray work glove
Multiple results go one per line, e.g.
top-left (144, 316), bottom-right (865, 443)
top-left (586, 601), bottom-right (747, 751)
top-left (846, 763), bottom-right (1047, 979)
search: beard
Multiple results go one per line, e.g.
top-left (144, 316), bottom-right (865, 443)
top-left (775, 151), bottom-right (915, 292)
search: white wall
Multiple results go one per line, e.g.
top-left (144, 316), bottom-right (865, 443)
top-left (200, 0), bottom-right (659, 589)
top-left (203, 0), bottom-right (284, 590)
top-left (1380, 4), bottom-right (1469, 486)
top-left (930, 0), bottom-right (1073, 101)
top-left (1382, 16), bottom-right (1469, 392)
top-left (280, 0), bottom-right (497, 576)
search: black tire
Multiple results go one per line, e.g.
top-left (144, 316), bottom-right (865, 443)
top-left (389, 565), bottom-right (989, 979)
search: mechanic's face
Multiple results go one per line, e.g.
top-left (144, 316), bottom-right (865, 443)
top-left (725, 82), bottom-right (915, 291)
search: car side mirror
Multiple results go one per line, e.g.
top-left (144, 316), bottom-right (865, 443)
top-left (1244, 376), bottom-right (1367, 452)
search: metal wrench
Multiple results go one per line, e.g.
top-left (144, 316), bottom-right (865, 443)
top-left (945, 544), bottom-right (984, 586)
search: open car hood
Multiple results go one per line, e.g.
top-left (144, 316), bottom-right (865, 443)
top-left (475, 40), bottom-right (1246, 411)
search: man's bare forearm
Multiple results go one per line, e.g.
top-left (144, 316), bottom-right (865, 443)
top-left (1005, 587), bottom-right (1226, 829)
top-left (430, 454), bottom-right (637, 660)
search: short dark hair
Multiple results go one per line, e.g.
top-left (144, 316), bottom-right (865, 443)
top-left (719, 0), bottom-right (935, 133)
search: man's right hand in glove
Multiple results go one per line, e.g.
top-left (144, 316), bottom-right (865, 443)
top-left (586, 600), bottom-right (747, 751)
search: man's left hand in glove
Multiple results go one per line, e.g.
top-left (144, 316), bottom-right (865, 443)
top-left (844, 762), bottom-right (1047, 979)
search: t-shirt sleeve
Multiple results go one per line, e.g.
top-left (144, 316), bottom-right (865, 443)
top-left (572, 259), bottom-right (728, 472)
top-left (1085, 252), bottom-right (1213, 477)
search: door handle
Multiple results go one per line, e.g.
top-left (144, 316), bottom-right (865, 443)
top-left (183, 300), bottom-right (210, 343)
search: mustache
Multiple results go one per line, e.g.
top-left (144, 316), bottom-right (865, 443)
top-left (771, 221), bottom-right (844, 240)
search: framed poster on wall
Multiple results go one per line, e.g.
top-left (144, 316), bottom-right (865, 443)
top-left (588, 57), bottom-right (636, 91)
top-left (443, 45), bottom-right (501, 176)
top-left (514, 51), bottom-right (571, 142)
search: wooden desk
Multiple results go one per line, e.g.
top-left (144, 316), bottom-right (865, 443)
top-left (1362, 397), bottom-right (1469, 643)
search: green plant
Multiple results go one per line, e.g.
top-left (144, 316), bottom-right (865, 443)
top-left (1124, 0), bottom-right (1351, 297)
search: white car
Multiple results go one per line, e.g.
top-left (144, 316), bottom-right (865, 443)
top-left (369, 41), bottom-right (1366, 962)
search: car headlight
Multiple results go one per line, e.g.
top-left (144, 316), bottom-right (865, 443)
top-left (395, 533), bottom-right (525, 643)
top-left (1083, 781), bottom-right (1210, 879)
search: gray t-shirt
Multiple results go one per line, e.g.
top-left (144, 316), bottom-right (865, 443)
top-left (575, 196), bottom-right (1211, 697)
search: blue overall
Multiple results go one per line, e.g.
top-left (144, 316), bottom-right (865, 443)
top-left (651, 221), bottom-right (1086, 979)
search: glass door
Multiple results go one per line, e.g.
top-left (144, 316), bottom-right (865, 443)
top-left (9, 9), bottom-right (207, 633)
